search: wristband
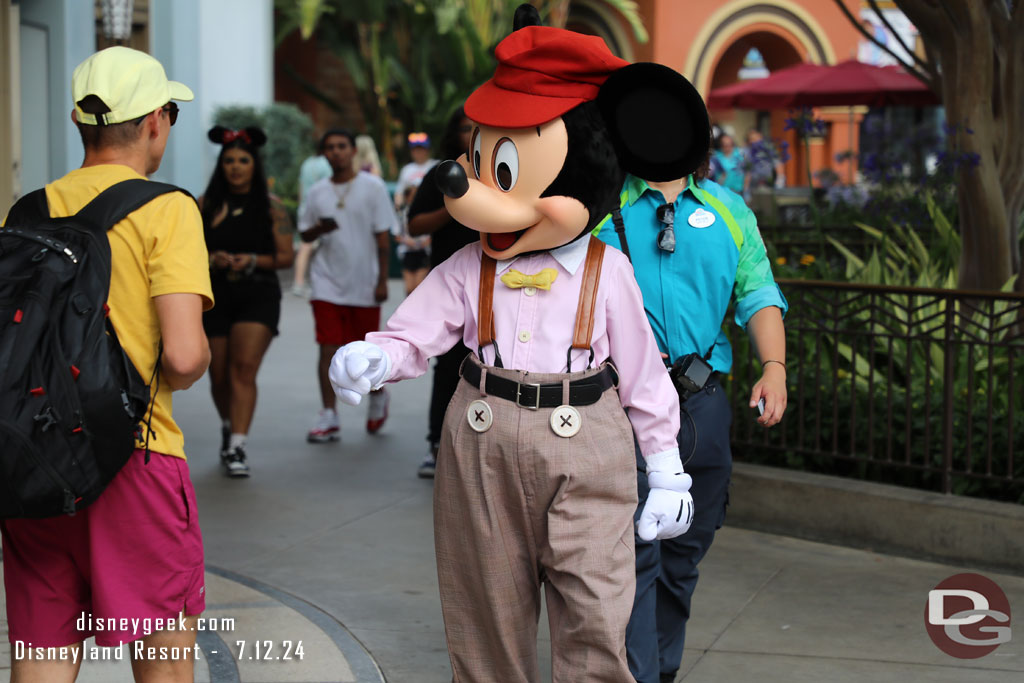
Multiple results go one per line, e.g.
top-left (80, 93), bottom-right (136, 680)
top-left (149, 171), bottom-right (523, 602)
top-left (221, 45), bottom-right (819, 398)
top-left (762, 359), bottom-right (786, 372)
top-left (245, 253), bottom-right (258, 275)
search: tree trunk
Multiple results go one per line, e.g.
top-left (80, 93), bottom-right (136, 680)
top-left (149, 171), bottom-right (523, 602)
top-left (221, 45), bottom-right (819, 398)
top-left (894, 0), bottom-right (1024, 291)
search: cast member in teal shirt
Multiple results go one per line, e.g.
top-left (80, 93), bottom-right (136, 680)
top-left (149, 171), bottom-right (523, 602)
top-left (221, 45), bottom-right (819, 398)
top-left (595, 171), bottom-right (788, 683)
top-left (711, 133), bottom-right (745, 194)
top-left (595, 173), bottom-right (787, 372)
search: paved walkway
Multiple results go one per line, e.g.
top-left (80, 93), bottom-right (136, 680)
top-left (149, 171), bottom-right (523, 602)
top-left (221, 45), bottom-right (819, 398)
top-left (3, 281), bottom-right (1023, 682)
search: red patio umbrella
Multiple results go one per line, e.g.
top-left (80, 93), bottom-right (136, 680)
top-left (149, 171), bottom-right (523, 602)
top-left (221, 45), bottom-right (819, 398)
top-left (706, 59), bottom-right (938, 110)
top-left (706, 63), bottom-right (822, 110)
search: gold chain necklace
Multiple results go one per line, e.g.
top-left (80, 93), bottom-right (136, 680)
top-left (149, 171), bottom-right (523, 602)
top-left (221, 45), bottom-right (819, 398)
top-left (333, 179), bottom-right (354, 209)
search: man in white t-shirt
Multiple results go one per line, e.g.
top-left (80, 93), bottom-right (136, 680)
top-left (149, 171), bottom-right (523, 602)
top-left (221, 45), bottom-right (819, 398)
top-left (393, 132), bottom-right (437, 209)
top-left (291, 147), bottom-right (332, 297)
top-left (298, 129), bottom-right (397, 442)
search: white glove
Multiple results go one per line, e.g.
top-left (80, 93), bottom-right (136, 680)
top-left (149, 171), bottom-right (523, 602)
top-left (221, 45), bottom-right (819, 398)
top-left (328, 341), bottom-right (391, 406)
top-left (637, 450), bottom-right (694, 542)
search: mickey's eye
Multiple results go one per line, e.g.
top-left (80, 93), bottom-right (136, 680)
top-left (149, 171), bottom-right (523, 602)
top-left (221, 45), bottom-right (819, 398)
top-left (471, 129), bottom-right (482, 179)
top-left (492, 138), bottom-right (518, 192)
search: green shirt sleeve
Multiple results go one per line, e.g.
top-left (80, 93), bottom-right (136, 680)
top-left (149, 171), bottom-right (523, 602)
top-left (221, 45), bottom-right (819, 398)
top-left (723, 190), bottom-right (788, 328)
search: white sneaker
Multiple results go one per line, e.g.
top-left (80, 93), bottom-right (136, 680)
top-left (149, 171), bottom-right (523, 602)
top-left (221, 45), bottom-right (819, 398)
top-left (307, 408), bottom-right (340, 443)
top-left (366, 389), bottom-right (389, 434)
top-left (221, 446), bottom-right (251, 478)
top-left (417, 443), bottom-right (438, 479)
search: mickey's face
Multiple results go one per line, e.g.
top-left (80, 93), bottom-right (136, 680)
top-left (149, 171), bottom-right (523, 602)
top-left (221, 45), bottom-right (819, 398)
top-left (442, 118), bottom-right (590, 260)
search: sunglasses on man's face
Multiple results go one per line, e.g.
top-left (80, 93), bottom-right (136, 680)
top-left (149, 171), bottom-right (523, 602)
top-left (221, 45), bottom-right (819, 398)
top-left (162, 102), bottom-right (179, 126)
top-left (655, 203), bottom-right (676, 253)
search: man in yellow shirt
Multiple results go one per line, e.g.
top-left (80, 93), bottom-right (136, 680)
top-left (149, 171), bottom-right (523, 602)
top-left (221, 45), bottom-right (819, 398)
top-left (1, 47), bottom-right (213, 682)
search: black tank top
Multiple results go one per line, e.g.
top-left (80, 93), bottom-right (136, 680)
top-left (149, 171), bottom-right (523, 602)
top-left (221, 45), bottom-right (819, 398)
top-left (203, 192), bottom-right (275, 256)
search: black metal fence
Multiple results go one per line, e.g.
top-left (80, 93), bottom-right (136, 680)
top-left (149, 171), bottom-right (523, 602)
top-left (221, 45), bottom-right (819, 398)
top-left (728, 279), bottom-right (1024, 502)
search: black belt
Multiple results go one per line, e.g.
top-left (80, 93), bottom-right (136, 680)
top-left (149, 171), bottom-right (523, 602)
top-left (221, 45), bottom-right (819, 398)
top-left (460, 361), bottom-right (618, 409)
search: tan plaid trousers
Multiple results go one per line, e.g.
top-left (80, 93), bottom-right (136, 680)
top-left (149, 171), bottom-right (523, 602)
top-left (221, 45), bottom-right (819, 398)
top-left (434, 356), bottom-right (638, 682)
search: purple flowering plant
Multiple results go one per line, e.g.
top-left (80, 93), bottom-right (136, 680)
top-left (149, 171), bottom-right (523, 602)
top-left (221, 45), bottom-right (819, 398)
top-left (792, 111), bottom-right (972, 232)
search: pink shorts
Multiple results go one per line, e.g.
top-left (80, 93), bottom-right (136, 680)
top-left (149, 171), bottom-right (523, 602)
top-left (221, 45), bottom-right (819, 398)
top-left (1, 450), bottom-right (205, 647)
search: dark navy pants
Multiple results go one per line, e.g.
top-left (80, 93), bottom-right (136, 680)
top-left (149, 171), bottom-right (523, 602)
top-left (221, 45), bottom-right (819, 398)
top-left (427, 342), bottom-right (470, 445)
top-left (626, 378), bottom-right (732, 683)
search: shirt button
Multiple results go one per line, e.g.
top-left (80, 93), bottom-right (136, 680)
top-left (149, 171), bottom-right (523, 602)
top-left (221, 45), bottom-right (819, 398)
top-left (523, 286), bottom-right (537, 296)
top-left (518, 330), bottom-right (531, 343)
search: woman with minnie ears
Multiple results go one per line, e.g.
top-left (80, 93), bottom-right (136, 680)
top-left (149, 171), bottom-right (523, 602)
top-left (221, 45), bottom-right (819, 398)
top-left (200, 125), bottom-right (294, 477)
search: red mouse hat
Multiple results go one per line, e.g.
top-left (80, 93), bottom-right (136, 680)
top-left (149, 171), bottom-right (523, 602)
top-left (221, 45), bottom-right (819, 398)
top-left (466, 25), bottom-right (629, 129)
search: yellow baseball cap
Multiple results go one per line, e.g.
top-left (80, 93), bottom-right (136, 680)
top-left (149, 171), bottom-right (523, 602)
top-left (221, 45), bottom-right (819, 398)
top-left (72, 46), bottom-right (194, 125)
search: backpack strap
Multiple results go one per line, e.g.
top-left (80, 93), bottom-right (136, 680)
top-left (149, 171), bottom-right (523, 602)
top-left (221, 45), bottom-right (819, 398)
top-left (4, 189), bottom-right (50, 226)
top-left (75, 179), bottom-right (193, 231)
top-left (611, 207), bottom-right (630, 262)
top-left (690, 185), bottom-right (744, 252)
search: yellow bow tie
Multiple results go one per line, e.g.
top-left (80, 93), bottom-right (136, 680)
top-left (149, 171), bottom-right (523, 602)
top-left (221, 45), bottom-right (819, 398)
top-left (500, 268), bottom-right (559, 290)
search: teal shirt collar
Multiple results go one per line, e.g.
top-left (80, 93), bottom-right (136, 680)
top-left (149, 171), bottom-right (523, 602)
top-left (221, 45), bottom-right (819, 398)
top-left (622, 174), bottom-right (708, 208)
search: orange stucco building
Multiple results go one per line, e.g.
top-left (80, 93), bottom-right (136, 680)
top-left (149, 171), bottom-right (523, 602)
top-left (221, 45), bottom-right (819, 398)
top-left (564, 0), bottom-right (874, 187)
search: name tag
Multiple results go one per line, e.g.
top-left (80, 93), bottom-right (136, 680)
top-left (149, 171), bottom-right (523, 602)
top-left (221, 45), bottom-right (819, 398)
top-left (688, 208), bottom-right (716, 229)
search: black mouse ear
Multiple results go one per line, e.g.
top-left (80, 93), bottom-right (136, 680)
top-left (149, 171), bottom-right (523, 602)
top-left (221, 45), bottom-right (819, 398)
top-left (513, 3), bottom-right (542, 30)
top-left (597, 63), bottom-right (711, 182)
top-left (207, 125), bottom-right (228, 144)
top-left (245, 127), bottom-right (268, 147)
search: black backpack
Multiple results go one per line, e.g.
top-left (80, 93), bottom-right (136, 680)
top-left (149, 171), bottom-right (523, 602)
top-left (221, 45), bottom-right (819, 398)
top-left (1, 179), bottom-right (189, 518)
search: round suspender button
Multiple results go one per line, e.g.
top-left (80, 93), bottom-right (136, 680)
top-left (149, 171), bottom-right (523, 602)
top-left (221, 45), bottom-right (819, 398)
top-left (467, 400), bottom-right (493, 433)
top-left (550, 405), bottom-right (582, 438)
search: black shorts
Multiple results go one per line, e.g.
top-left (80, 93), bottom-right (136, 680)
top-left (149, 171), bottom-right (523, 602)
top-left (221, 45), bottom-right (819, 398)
top-left (203, 274), bottom-right (281, 337)
top-left (402, 249), bottom-right (430, 272)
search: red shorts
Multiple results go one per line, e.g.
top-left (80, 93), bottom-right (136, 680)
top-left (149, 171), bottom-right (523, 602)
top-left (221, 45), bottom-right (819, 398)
top-left (1, 450), bottom-right (205, 647)
top-left (311, 300), bottom-right (381, 346)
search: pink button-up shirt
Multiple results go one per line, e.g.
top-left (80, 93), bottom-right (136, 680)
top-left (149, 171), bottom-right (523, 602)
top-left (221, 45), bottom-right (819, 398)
top-left (368, 237), bottom-right (680, 459)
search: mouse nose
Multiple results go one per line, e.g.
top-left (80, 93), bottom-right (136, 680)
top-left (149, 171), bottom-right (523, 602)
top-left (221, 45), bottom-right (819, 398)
top-left (435, 160), bottom-right (469, 198)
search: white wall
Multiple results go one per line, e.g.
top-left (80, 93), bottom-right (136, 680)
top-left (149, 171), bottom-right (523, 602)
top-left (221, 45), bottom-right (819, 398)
top-left (19, 23), bottom-right (49, 192)
top-left (149, 0), bottom-right (202, 193)
top-left (18, 0), bottom-right (95, 188)
top-left (151, 0), bottom-right (273, 195)
top-left (14, 0), bottom-right (273, 196)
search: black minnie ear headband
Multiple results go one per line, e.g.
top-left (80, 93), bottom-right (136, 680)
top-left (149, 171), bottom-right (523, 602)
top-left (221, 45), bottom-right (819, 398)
top-left (208, 125), bottom-right (267, 148)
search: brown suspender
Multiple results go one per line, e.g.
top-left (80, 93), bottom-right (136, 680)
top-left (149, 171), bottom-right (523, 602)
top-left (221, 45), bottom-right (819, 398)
top-left (476, 237), bottom-right (606, 370)
top-left (478, 254), bottom-right (497, 348)
top-left (572, 237), bottom-right (605, 350)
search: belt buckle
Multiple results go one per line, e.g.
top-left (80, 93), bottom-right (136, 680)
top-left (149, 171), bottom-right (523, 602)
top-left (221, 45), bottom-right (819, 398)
top-left (517, 381), bottom-right (542, 410)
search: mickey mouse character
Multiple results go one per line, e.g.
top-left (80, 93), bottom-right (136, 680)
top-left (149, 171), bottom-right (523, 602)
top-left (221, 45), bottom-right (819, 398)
top-left (330, 6), bottom-right (710, 680)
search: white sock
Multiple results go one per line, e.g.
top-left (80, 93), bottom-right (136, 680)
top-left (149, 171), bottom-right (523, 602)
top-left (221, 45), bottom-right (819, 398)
top-left (320, 407), bottom-right (336, 417)
top-left (229, 433), bottom-right (247, 451)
